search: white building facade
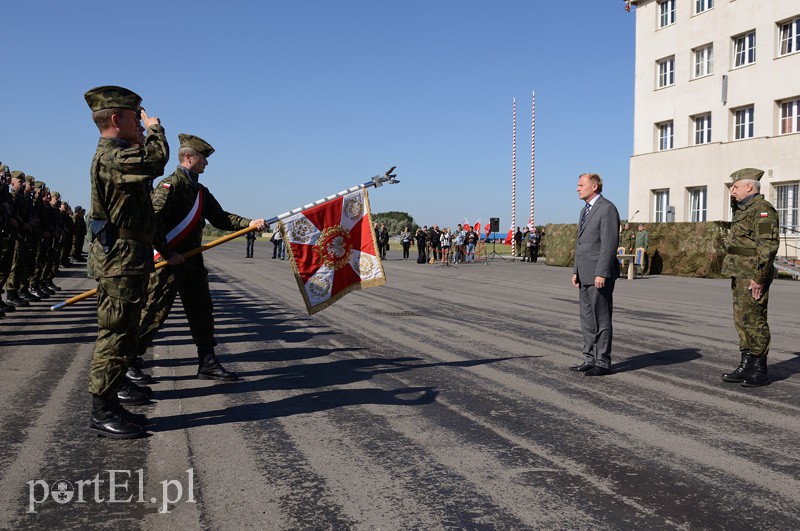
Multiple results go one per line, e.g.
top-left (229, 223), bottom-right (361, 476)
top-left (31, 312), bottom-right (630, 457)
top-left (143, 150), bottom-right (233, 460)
top-left (629, 0), bottom-right (800, 256)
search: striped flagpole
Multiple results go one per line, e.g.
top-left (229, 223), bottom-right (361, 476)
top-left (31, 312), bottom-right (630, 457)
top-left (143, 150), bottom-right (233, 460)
top-left (511, 98), bottom-right (517, 252)
top-left (530, 90), bottom-right (535, 228)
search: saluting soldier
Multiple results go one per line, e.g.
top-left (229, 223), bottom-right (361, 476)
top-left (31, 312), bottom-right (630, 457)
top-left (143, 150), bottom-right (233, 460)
top-left (135, 134), bottom-right (266, 382)
top-left (721, 168), bottom-right (779, 387)
top-left (83, 85), bottom-right (181, 438)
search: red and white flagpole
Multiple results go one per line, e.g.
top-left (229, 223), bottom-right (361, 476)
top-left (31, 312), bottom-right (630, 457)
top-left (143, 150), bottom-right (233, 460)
top-left (530, 90), bottom-right (535, 228)
top-left (511, 98), bottom-right (517, 251)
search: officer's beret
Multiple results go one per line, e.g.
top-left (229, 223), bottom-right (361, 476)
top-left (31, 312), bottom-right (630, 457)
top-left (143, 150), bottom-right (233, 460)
top-left (10, 170), bottom-right (25, 180)
top-left (84, 85), bottom-right (142, 112)
top-left (178, 134), bottom-right (215, 157)
top-left (51, 191), bottom-right (61, 199)
top-left (730, 168), bottom-right (764, 182)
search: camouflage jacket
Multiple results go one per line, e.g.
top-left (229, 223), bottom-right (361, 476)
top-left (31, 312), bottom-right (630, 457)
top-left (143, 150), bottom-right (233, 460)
top-left (152, 166), bottom-right (251, 256)
top-left (634, 230), bottom-right (649, 250)
top-left (73, 212), bottom-right (87, 238)
top-left (87, 126), bottom-right (170, 278)
top-left (721, 194), bottom-right (779, 284)
top-left (620, 229), bottom-right (636, 252)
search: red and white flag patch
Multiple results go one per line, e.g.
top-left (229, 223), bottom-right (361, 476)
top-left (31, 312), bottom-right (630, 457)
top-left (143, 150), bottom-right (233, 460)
top-left (760, 212), bottom-right (768, 218)
top-left (161, 183), bottom-right (171, 189)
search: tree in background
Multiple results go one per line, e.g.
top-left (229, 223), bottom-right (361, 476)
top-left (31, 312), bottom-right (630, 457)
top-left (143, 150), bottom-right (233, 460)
top-left (372, 211), bottom-right (417, 235)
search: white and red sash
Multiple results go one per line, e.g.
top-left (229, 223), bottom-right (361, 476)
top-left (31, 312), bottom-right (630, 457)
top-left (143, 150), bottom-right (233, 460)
top-left (153, 187), bottom-right (204, 261)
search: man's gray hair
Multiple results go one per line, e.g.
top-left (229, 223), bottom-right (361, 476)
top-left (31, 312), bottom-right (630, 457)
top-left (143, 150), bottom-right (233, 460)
top-left (741, 179), bottom-right (761, 192)
top-left (179, 146), bottom-right (201, 160)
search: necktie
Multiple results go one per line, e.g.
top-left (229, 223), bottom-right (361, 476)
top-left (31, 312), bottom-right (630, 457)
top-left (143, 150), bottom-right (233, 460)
top-left (580, 203), bottom-right (591, 230)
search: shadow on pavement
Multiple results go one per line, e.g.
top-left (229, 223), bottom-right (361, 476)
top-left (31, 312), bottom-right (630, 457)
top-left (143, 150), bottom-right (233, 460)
top-left (613, 348), bottom-right (701, 373)
top-left (769, 352), bottom-right (800, 383)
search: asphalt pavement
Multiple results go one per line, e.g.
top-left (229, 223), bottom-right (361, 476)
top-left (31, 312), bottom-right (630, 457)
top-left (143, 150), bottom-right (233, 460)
top-left (1, 242), bottom-right (799, 530)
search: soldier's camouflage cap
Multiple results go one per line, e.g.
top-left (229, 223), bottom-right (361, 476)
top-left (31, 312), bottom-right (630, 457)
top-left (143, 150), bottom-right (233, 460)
top-left (84, 85), bottom-right (142, 112)
top-left (25, 175), bottom-right (35, 184)
top-left (1, 164), bottom-right (9, 172)
top-left (10, 170), bottom-right (25, 180)
top-left (34, 181), bottom-right (45, 189)
top-left (178, 134), bottom-right (215, 157)
top-left (51, 191), bottom-right (61, 199)
top-left (730, 168), bottom-right (764, 182)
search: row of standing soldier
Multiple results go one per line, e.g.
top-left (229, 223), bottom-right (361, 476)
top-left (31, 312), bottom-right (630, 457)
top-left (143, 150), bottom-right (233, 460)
top-left (0, 164), bottom-right (87, 317)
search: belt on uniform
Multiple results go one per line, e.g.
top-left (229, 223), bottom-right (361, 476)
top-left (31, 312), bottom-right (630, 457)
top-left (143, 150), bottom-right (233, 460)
top-left (728, 246), bottom-right (756, 256)
top-left (118, 228), bottom-right (153, 244)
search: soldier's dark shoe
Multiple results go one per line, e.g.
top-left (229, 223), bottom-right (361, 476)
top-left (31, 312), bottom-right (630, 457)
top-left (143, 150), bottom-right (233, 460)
top-left (126, 365), bottom-right (153, 383)
top-left (88, 412), bottom-right (146, 439)
top-left (584, 366), bottom-right (612, 376)
top-left (29, 287), bottom-right (48, 299)
top-left (741, 355), bottom-right (769, 387)
top-left (112, 404), bottom-right (149, 426)
top-left (722, 352), bottom-right (753, 383)
top-left (569, 362), bottom-right (594, 372)
top-left (19, 288), bottom-right (39, 302)
top-left (46, 280), bottom-right (62, 292)
top-left (198, 362), bottom-right (239, 381)
top-left (0, 299), bottom-right (15, 312)
top-left (6, 292), bottom-right (28, 307)
top-left (39, 284), bottom-right (55, 296)
top-left (117, 382), bottom-right (151, 405)
top-left (126, 379), bottom-right (152, 397)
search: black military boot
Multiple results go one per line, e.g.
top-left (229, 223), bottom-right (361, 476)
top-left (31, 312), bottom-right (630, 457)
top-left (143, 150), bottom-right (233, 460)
top-left (197, 347), bottom-right (239, 381)
top-left (5, 290), bottom-right (28, 307)
top-left (741, 355), bottom-right (770, 387)
top-left (19, 287), bottom-right (40, 302)
top-left (38, 282), bottom-right (55, 296)
top-left (29, 284), bottom-right (48, 299)
top-left (88, 393), bottom-right (145, 439)
top-left (117, 379), bottom-right (152, 405)
top-left (46, 279), bottom-right (62, 292)
top-left (721, 352), bottom-right (753, 383)
top-left (126, 364), bottom-right (153, 384)
top-left (0, 297), bottom-right (14, 313)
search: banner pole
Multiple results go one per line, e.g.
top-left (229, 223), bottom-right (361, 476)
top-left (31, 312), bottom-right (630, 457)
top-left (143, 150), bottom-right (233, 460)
top-left (50, 167), bottom-right (398, 310)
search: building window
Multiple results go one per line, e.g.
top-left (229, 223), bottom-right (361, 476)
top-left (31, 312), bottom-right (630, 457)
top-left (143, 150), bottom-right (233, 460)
top-left (689, 187), bottom-right (707, 222)
top-left (657, 57), bottom-right (675, 88)
top-left (780, 98), bottom-right (800, 134)
top-left (654, 190), bottom-right (670, 222)
top-left (659, 0), bottom-right (676, 28)
top-left (658, 121), bottom-right (674, 150)
top-left (693, 44), bottom-right (713, 78)
top-left (775, 183), bottom-right (799, 234)
top-left (695, 0), bottom-right (713, 15)
top-left (733, 106), bottom-right (754, 139)
top-left (779, 17), bottom-right (800, 56)
top-left (733, 31), bottom-right (756, 67)
top-left (694, 113), bottom-right (712, 144)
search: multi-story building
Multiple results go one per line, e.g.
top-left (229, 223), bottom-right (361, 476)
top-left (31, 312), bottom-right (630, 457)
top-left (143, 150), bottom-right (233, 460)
top-left (629, 0), bottom-right (800, 256)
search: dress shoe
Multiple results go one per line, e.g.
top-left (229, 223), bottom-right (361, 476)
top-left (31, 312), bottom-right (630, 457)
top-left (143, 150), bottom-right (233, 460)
top-left (126, 365), bottom-right (153, 383)
top-left (117, 381), bottom-right (151, 405)
top-left (88, 412), bottom-right (145, 439)
top-left (584, 366), bottom-right (612, 376)
top-left (569, 362), bottom-right (594, 372)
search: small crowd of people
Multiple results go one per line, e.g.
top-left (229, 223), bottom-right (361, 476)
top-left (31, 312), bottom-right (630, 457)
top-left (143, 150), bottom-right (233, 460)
top-left (0, 162), bottom-right (87, 317)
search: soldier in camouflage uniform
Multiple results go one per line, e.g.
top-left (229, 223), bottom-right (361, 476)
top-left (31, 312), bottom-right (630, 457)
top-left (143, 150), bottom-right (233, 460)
top-left (84, 85), bottom-right (182, 438)
top-left (71, 205), bottom-right (87, 261)
top-left (135, 134), bottom-right (266, 381)
top-left (4, 171), bottom-right (34, 307)
top-left (720, 168), bottom-right (779, 388)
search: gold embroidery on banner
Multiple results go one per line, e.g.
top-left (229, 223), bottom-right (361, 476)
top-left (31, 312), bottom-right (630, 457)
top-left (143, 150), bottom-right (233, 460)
top-left (290, 218), bottom-right (315, 244)
top-left (314, 225), bottom-right (352, 271)
top-left (343, 192), bottom-right (364, 220)
top-left (358, 253), bottom-right (377, 278)
top-left (306, 275), bottom-right (332, 300)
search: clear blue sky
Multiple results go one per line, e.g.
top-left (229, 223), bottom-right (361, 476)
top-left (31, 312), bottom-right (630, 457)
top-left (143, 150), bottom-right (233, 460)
top-left (1, 0), bottom-right (636, 228)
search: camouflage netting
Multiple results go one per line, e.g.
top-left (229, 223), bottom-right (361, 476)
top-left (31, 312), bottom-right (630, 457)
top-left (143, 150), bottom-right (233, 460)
top-left (541, 222), bottom-right (731, 278)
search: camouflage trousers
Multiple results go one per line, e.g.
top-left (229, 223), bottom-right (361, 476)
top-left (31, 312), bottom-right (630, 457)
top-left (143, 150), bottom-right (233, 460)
top-left (89, 275), bottom-right (148, 396)
top-left (136, 256), bottom-right (215, 356)
top-left (731, 276), bottom-right (771, 357)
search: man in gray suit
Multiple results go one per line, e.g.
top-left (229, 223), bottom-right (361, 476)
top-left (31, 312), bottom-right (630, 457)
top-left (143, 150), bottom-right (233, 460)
top-left (570, 173), bottom-right (620, 376)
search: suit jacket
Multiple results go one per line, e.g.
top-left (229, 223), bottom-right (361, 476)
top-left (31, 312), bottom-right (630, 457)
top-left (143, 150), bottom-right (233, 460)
top-left (573, 195), bottom-right (620, 285)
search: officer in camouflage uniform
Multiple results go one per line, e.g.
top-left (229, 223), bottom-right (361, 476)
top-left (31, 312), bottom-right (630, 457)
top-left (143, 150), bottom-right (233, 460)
top-left (84, 85), bottom-right (182, 438)
top-left (4, 171), bottom-right (34, 307)
top-left (0, 165), bottom-right (19, 315)
top-left (135, 134), bottom-right (266, 381)
top-left (720, 168), bottom-right (779, 388)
